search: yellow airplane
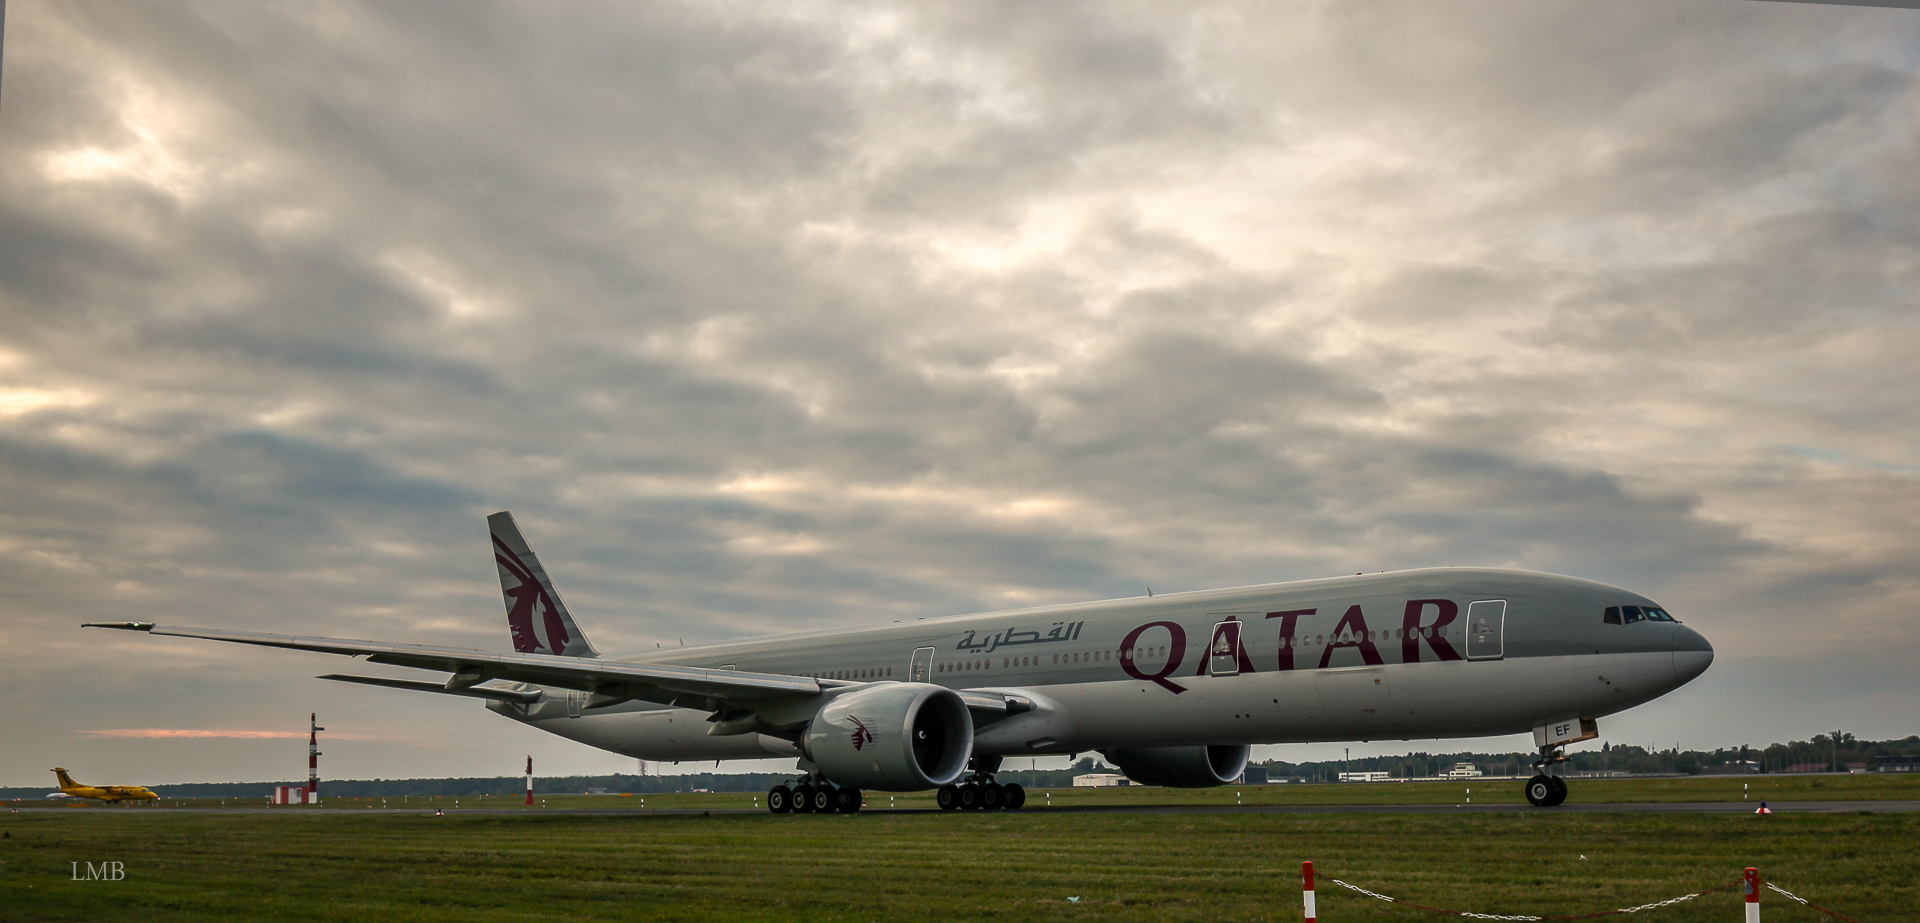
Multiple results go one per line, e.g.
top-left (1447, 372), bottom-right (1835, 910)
top-left (51, 768), bottom-right (159, 803)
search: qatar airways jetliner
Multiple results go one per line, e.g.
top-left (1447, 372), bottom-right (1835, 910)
top-left (91, 512), bottom-right (1712, 813)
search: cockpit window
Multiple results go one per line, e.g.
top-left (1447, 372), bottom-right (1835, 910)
top-left (1604, 604), bottom-right (1678, 625)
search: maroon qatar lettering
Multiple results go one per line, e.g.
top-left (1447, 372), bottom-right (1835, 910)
top-left (1317, 604), bottom-right (1385, 668)
top-left (1401, 599), bottom-right (1462, 662)
top-left (1264, 608), bottom-right (1315, 671)
top-left (1120, 620), bottom-right (1188, 694)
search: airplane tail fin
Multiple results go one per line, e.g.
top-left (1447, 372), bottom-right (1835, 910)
top-left (488, 512), bottom-right (599, 658)
top-left (52, 767), bottom-right (79, 789)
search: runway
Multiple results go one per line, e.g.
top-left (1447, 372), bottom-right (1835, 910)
top-left (11, 800), bottom-right (1918, 816)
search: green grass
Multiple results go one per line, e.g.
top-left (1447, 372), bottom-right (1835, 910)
top-left (3, 802), bottom-right (1912, 922)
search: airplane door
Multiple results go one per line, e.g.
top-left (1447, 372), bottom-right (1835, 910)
top-left (1208, 620), bottom-right (1243, 676)
top-left (909, 647), bottom-right (934, 683)
top-left (1466, 600), bottom-right (1506, 661)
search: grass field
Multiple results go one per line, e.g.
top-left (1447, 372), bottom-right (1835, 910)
top-left (4, 781), bottom-right (1914, 922)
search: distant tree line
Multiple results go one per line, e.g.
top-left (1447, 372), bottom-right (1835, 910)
top-left (6, 734), bottom-right (1911, 799)
top-left (1254, 733), bottom-right (1920, 781)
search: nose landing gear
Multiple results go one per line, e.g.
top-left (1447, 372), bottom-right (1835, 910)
top-left (1524, 774), bottom-right (1567, 806)
top-left (1524, 745), bottom-right (1570, 807)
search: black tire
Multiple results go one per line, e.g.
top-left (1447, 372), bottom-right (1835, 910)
top-left (1002, 783), bottom-right (1026, 810)
top-left (767, 785), bottom-right (792, 814)
top-left (1547, 776), bottom-right (1569, 806)
top-left (812, 785), bottom-right (838, 814)
top-left (1525, 775), bottom-right (1553, 806)
top-left (957, 783), bottom-right (981, 810)
top-left (836, 786), bottom-right (862, 814)
top-left (980, 783), bottom-right (1002, 810)
top-left (937, 784), bottom-right (960, 811)
top-left (792, 783), bottom-right (815, 814)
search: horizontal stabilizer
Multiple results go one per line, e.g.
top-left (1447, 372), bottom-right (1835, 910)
top-left (317, 674), bottom-right (544, 704)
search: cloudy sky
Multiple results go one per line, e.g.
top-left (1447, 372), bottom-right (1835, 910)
top-left (2, 0), bottom-right (1916, 787)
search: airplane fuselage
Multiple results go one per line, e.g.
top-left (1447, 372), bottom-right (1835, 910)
top-left (494, 567), bottom-right (1713, 764)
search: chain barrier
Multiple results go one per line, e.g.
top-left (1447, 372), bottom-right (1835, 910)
top-left (1323, 875), bottom-right (1742, 921)
top-left (1766, 881), bottom-right (1865, 923)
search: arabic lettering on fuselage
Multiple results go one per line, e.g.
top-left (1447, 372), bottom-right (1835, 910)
top-left (953, 621), bottom-right (1084, 653)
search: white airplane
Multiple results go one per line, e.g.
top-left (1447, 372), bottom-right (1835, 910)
top-left (89, 512), bottom-right (1712, 813)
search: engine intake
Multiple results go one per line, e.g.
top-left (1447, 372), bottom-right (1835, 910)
top-left (804, 683), bottom-right (972, 791)
top-left (1103, 745), bottom-right (1250, 788)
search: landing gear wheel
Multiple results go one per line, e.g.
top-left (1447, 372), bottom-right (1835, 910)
top-left (811, 785), bottom-right (838, 814)
top-left (1547, 776), bottom-right (1568, 806)
top-left (937, 784), bottom-right (960, 811)
top-left (835, 786), bottom-right (863, 814)
top-left (1525, 775), bottom-right (1554, 807)
top-left (1002, 783), bottom-right (1026, 810)
top-left (957, 783), bottom-right (981, 810)
top-left (767, 785), bottom-right (792, 814)
top-left (792, 783), bottom-right (815, 814)
top-left (980, 783), bottom-right (1002, 810)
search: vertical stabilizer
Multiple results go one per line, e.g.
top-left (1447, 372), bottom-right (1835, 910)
top-left (488, 512), bottom-right (599, 657)
top-left (52, 768), bottom-right (79, 790)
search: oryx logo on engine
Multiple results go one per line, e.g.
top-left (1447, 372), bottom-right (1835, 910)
top-left (849, 716), bottom-right (875, 751)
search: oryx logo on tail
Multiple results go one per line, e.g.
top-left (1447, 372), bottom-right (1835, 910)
top-left (495, 537), bottom-right (571, 654)
top-left (487, 512), bottom-right (599, 658)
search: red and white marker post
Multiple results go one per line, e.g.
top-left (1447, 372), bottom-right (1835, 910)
top-left (307, 713), bottom-right (323, 805)
top-left (1743, 867), bottom-right (1761, 923)
top-left (1302, 860), bottom-right (1316, 922)
top-left (525, 755), bottom-right (534, 806)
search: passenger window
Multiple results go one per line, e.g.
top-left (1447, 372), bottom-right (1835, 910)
top-left (1604, 606), bottom-right (1621, 625)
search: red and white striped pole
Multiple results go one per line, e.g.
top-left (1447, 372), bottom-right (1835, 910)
top-left (307, 713), bottom-right (323, 805)
top-left (1743, 867), bottom-right (1760, 922)
top-left (1302, 860), bottom-right (1316, 922)
top-left (525, 755), bottom-right (534, 806)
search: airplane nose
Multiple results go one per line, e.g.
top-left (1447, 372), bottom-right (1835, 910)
top-left (1671, 625), bottom-right (1713, 684)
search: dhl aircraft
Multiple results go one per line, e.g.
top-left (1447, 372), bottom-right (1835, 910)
top-left (50, 768), bottom-right (158, 803)
top-left (90, 512), bottom-right (1712, 813)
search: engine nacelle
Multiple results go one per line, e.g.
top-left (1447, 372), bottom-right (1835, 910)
top-left (1103, 745), bottom-right (1250, 788)
top-left (803, 683), bottom-right (973, 791)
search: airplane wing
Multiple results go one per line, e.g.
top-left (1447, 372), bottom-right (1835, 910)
top-left (84, 621), bottom-right (825, 712)
top-left (82, 622), bottom-right (1030, 718)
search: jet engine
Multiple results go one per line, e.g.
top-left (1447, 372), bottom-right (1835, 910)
top-left (1103, 745), bottom-right (1250, 788)
top-left (803, 683), bottom-right (973, 791)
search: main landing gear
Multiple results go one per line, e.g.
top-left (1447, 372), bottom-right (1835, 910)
top-left (766, 775), bottom-right (862, 815)
top-left (1525, 744), bottom-right (1570, 807)
top-left (937, 755), bottom-right (1027, 812)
